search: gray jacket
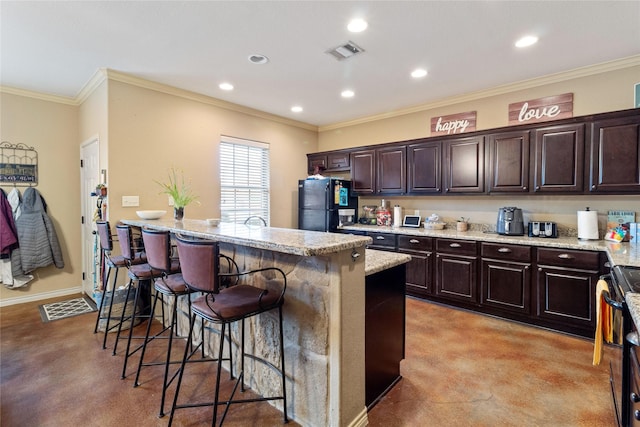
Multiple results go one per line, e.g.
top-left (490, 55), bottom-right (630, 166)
top-left (15, 188), bottom-right (64, 273)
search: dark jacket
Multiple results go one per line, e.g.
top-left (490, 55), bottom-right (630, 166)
top-left (15, 188), bottom-right (64, 273)
top-left (0, 189), bottom-right (19, 255)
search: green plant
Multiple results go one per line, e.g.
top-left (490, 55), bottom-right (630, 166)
top-left (155, 167), bottom-right (199, 208)
top-left (458, 217), bottom-right (469, 223)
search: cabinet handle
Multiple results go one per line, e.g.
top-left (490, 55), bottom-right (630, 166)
top-left (446, 188), bottom-right (449, 193)
top-left (632, 392), bottom-right (640, 403)
top-left (449, 243), bottom-right (462, 248)
top-left (409, 239), bottom-right (420, 244)
top-left (557, 253), bottom-right (574, 260)
top-left (524, 265), bottom-right (529, 270)
top-left (522, 186), bottom-right (527, 190)
top-left (535, 186), bottom-right (540, 191)
top-left (437, 188), bottom-right (440, 192)
top-left (592, 185), bottom-right (596, 190)
top-left (376, 236), bottom-right (386, 240)
top-left (498, 248), bottom-right (512, 253)
top-left (635, 410), bottom-right (640, 421)
top-left (538, 267), bottom-right (543, 272)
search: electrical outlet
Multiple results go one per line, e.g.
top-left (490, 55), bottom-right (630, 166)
top-left (121, 196), bottom-right (140, 207)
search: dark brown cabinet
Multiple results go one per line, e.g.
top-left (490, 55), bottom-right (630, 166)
top-left (435, 238), bottom-right (478, 304)
top-left (397, 235), bottom-right (433, 298)
top-left (487, 131), bottom-right (530, 193)
top-left (407, 140), bottom-right (441, 194)
top-left (367, 232), bottom-right (397, 251)
top-left (376, 145), bottom-right (406, 194)
top-left (589, 114), bottom-right (640, 193)
top-left (532, 123), bottom-right (585, 193)
top-left (350, 149), bottom-right (376, 194)
top-left (307, 151), bottom-right (351, 174)
top-left (442, 135), bottom-right (485, 193)
top-left (480, 242), bottom-right (532, 315)
top-left (536, 248), bottom-right (602, 336)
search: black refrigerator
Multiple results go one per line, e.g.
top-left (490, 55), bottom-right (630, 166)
top-left (298, 178), bottom-right (358, 232)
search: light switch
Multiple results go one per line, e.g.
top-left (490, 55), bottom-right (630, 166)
top-left (122, 196), bottom-right (140, 207)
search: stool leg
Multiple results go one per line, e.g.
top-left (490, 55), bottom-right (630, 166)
top-left (121, 280), bottom-right (143, 379)
top-left (159, 293), bottom-right (180, 418)
top-left (278, 306), bottom-right (289, 423)
top-left (133, 286), bottom-right (161, 387)
top-left (168, 313), bottom-right (197, 427)
top-left (212, 322), bottom-right (227, 427)
top-left (93, 265), bottom-right (110, 334)
top-left (113, 279), bottom-right (134, 356)
top-left (102, 268), bottom-right (120, 349)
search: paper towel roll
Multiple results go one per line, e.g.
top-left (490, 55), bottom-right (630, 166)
top-left (577, 209), bottom-right (599, 240)
top-left (393, 206), bottom-right (403, 227)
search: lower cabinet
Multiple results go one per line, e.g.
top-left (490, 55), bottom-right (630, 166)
top-left (435, 238), bottom-right (478, 304)
top-left (397, 235), bottom-right (433, 298)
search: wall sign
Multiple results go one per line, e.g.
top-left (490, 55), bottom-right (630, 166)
top-left (430, 111), bottom-right (477, 136)
top-left (0, 141), bottom-right (38, 185)
top-left (508, 93), bottom-right (573, 125)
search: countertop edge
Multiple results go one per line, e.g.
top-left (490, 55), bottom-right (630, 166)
top-left (365, 249), bottom-right (411, 276)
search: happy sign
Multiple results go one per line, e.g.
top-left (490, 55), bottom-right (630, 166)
top-left (430, 111), bottom-right (477, 136)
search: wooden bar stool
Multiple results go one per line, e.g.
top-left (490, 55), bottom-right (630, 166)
top-left (168, 235), bottom-right (288, 427)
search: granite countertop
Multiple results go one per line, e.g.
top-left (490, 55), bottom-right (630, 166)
top-left (365, 249), bottom-right (411, 276)
top-left (121, 219), bottom-right (372, 257)
top-left (341, 224), bottom-right (640, 268)
top-left (626, 293), bottom-right (640, 338)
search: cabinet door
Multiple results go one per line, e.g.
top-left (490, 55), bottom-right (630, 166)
top-left (377, 145), bottom-right (406, 194)
top-left (307, 154), bottom-right (327, 174)
top-left (532, 123), bottom-right (585, 193)
top-left (443, 135), bottom-right (485, 193)
top-left (407, 141), bottom-right (441, 194)
top-left (589, 115), bottom-right (640, 193)
top-left (327, 151), bottom-right (350, 171)
top-left (398, 235), bottom-right (434, 298)
top-left (536, 265), bottom-right (598, 333)
top-left (350, 149), bottom-right (376, 194)
top-left (487, 131), bottom-right (530, 193)
top-left (481, 259), bottom-right (531, 315)
top-left (435, 254), bottom-right (478, 304)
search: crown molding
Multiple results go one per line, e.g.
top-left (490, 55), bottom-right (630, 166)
top-left (318, 54), bottom-right (640, 132)
top-left (75, 68), bottom-right (108, 104)
top-left (103, 69), bottom-right (318, 132)
top-left (0, 85), bottom-right (77, 105)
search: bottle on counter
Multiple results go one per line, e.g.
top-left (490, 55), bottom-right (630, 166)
top-left (376, 199), bottom-right (392, 226)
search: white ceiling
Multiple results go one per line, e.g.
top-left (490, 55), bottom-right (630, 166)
top-left (2, 1), bottom-right (639, 127)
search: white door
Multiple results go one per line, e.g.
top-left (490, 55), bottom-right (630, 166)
top-left (80, 137), bottom-right (101, 300)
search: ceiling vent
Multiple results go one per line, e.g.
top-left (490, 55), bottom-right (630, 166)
top-left (326, 41), bottom-right (365, 61)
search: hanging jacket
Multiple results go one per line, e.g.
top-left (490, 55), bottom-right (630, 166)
top-left (15, 188), bottom-right (64, 273)
top-left (0, 189), bottom-right (18, 255)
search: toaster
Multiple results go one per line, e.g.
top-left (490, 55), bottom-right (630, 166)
top-left (528, 221), bottom-right (558, 238)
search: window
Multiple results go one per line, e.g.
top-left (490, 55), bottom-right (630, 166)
top-left (219, 136), bottom-right (270, 225)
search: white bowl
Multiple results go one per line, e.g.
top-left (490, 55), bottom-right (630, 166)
top-left (423, 221), bottom-right (446, 230)
top-left (206, 218), bottom-right (220, 227)
top-left (136, 210), bottom-right (167, 220)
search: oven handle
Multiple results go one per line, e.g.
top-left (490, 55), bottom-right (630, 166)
top-left (600, 273), bottom-right (624, 311)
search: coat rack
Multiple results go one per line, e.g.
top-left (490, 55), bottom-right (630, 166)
top-left (0, 141), bottom-right (38, 186)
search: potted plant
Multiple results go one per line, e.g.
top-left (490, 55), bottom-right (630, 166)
top-left (156, 167), bottom-right (199, 220)
top-left (457, 217), bottom-right (469, 232)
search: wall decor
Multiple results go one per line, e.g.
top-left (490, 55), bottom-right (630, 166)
top-left (508, 93), bottom-right (573, 125)
top-left (0, 141), bottom-right (38, 186)
top-left (430, 111), bottom-right (477, 136)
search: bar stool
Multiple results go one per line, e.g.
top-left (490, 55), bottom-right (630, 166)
top-left (93, 221), bottom-right (146, 349)
top-left (114, 224), bottom-right (175, 379)
top-left (168, 235), bottom-right (288, 427)
top-left (133, 227), bottom-right (192, 418)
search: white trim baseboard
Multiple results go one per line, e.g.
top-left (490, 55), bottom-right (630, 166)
top-left (0, 286), bottom-right (84, 307)
top-left (347, 407), bottom-right (369, 427)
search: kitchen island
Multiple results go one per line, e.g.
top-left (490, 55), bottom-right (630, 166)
top-left (120, 218), bottom-right (409, 427)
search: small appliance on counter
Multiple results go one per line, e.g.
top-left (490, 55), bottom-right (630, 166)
top-left (360, 205), bottom-right (378, 225)
top-left (496, 207), bottom-right (524, 236)
top-left (528, 221), bottom-right (558, 238)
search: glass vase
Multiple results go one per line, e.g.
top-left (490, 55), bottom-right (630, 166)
top-left (174, 207), bottom-right (184, 221)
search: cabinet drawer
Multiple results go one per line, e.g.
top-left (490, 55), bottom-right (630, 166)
top-left (368, 232), bottom-right (397, 249)
top-left (481, 242), bottom-right (531, 262)
top-left (398, 235), bottom-right (433, 252)
top-left (436, 238), bottom-right (477, 255)
top-left (537, 248), bottom-right (600, 270)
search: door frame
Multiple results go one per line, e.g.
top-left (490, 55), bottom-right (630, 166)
top-left (80, 135), bottom-right (101, 300)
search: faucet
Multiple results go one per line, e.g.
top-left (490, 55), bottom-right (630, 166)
top-left (244, 216), bottom-right (267, 226)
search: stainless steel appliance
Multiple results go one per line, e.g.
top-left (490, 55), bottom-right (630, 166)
top-left (528, 221), bottom-right (558, 238)
top-left (298, 178), bottom-right (358, 232)
top-left (496, 207), bottom-right (524, 235)
top-left (602, 265), bottom-right (640, 426)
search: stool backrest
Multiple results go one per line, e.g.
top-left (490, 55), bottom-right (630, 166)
top-left (96, 221), bottom-right (113, 252)
top-left (116, 224), bottom-right (136, 260)
top-left (141, 228), bottom-right (173, 272)
top-left (175, 235), bottom-right (220, 294)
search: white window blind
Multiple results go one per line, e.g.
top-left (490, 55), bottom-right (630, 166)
top-left (219, 137), bottom-right (270, 225)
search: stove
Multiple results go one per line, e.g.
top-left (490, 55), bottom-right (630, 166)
top-left (612, 265), bottom-right (640, 295)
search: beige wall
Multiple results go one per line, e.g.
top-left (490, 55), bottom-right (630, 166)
top-left (0, 92), bottom-right (80, 304)
top-left (318, 64), bottom-right (640, 230)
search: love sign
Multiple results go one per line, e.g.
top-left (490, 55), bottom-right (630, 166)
top-left (508, 93), bottom-right (573, 125)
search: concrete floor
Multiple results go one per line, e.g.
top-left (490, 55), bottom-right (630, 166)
top-left (1, 294), bottom-right (618, 426)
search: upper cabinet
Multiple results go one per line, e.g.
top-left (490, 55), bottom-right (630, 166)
top-left (351, 146), bottom-right (407, 195)
top-left (588, 114), bottom-right (640, 193)
top-left (443, 135), bottom-right (485, 194)
top-left (407, 140), bottom-right (441, 194)
top-left (307, 150), bottom-right (351, 174)
top-left (532, 123), bottom-right (585, 193)
top-left (487, 130), bottom-right (530, 193)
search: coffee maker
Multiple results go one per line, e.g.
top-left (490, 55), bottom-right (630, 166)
top-left (497, 207), bottom-right (525, 235)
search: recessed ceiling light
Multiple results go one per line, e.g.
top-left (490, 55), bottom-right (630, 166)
top-left (515, 35), bottom-right (538, 48)
top-left (411, 68), bottom-right (428, 78)
top-left (219, 82), bottom-right (234, 91)
top-left (341, 90), bottom-right (355, 98)
top-left (291, 106), bottom-right (303, 113)
top-left (248, 54), bottom-right (269, 64)
top-left (348, 18), bottom-right (368, 33)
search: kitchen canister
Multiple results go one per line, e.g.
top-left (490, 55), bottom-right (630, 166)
top-left (577, 207), bottom-right (599, 240)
